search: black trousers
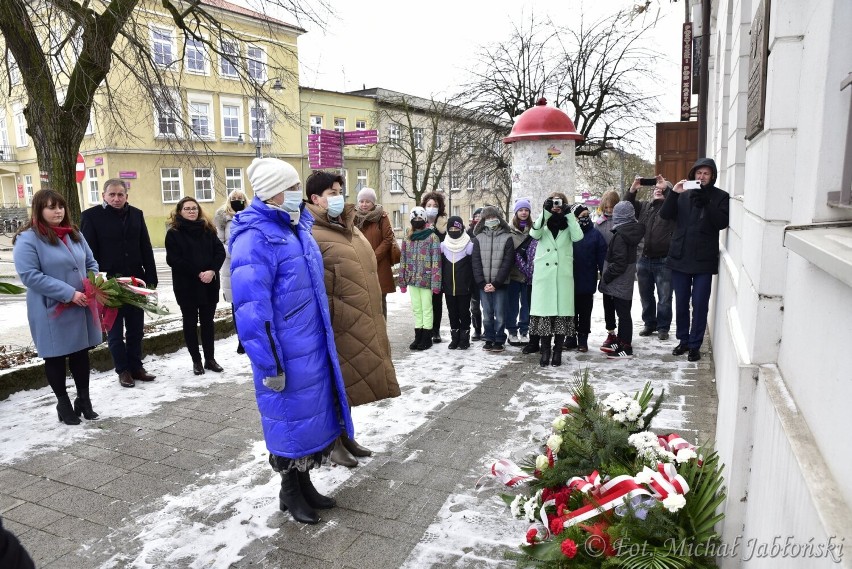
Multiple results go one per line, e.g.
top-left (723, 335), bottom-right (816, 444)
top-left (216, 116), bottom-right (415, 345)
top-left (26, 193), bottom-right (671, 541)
top-left (574, 293), bottom-right (594, 337)
top-left (431, 291), bottom-right (443, 333)
top-left (603, 293), bottom-right (617, 331)
top-left (106, 305), bottom-right (144, 374)
top-left (613, 297), bottom-right (634, 345)
top-left (44, 348), bottom-right (91, 399)
top-left (180, 303), bottom-right (216, 362)
top-left (445, 293), bottom-right (472, 331)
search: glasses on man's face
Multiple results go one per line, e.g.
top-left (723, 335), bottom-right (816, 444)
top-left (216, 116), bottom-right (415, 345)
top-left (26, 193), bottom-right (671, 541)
top-left (182, 207), bottom-right (199, 212)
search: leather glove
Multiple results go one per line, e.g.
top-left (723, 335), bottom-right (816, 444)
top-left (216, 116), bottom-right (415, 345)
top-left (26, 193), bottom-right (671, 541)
top-left (543, 198), bottom-right (554, 213)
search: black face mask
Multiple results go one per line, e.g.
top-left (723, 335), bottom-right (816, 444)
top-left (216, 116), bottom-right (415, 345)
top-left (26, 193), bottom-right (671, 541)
top-left (448, 230), bottom-right (463, 239)
top-left (578, 217), bottom-right (592, 231)
top-left (411, 219), bottom-right (426, 230)
top-left (230, 200), bottom-right (245, 212)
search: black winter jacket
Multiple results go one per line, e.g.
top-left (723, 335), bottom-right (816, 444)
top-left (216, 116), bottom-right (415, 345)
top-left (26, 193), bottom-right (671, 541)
top-left (599, 221), bottom-right (646, 300)
top-left (624, 193), bottom-right (675, 259)
top-left (659, 158), bottom-right (730, 274)
top-left (165, 218), bottom-right (226, 306)
top-left (80, 203), bottom-right (158, 286)
top-left (441, 246), bottom-right (476, 296)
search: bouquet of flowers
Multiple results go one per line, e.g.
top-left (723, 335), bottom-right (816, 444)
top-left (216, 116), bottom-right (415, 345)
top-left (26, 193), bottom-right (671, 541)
top-left (496, 370), bottom-right (726, 568)
top-left (54, 271), bottom-right (169, 332)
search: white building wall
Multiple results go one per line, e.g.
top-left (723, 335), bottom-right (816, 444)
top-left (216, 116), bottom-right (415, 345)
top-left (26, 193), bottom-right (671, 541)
top-left (706, 0), bottom-right (852, 565)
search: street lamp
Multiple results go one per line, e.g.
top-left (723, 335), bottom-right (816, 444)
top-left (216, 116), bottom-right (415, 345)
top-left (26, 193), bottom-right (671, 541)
top-left (249, 77), bottom-right (283, 158)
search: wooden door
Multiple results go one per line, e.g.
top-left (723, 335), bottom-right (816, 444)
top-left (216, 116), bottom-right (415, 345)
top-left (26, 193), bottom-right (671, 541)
top-left (656, 122), bottom-right (699, 181)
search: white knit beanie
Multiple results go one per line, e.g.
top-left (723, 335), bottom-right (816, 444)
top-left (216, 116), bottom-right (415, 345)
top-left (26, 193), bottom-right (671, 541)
top-left (247, 158), bottom-right (300, 201)
top-left (357, 187), bottom-right (377, 204)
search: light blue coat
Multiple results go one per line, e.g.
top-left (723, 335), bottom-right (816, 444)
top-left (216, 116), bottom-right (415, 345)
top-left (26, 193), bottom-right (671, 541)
top-left (13, 229), bottom-right (102, 358)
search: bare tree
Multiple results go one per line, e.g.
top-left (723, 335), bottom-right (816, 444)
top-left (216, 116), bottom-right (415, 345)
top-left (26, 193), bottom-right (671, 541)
top-left (0, 0), bottom-right (330, 220)
top-left (576, 151), bottom-right (655, 198)
top-left (459, 8), bottom-right (662, 158)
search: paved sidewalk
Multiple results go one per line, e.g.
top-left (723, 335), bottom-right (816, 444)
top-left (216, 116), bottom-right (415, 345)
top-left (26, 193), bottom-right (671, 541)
top-left (0, 294), bottom-right (718, 568)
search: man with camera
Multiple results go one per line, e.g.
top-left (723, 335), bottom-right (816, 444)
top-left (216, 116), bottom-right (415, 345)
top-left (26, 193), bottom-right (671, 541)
top-left (625, 175), bottom-right (676, 341)
top-left (658, 158), bottom-right (730, 362)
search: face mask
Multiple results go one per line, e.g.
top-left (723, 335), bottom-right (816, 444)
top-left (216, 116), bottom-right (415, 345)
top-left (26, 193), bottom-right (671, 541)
top-left (326, 195), bottom-right (345, 218)
top-left (230, 200), bottom-right (245, 212)
top-left (485, 218), bottom-right (499, 229)
top-left (448, 230), bottom-right (463, 239)
top-left (283, 190), bottom-right (303, 212)
top-left (411, 219), bottom-right (426, 230)
top-left (425, 207), bottom-right (439, 220)
top-left (578, 217), bottom-right (592, 231)
top-left (265, 200), bottom-right (299, 225)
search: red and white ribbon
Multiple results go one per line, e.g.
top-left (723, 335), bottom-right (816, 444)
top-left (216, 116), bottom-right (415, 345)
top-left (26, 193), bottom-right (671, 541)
top-left (657, 433), bottom-right (693, 453)
top-left (563, 474), bottom-right (652, 528)
top-left (646, 462), bottom-right (690, 500)
top-left (566, 470), bottom-right (601, 494)
top-left (115, 275), bottom-right (155, 296)
top-left (480, 459), bottom-right (532, 488)
top-left (561, 396), bottom-right (580, 414)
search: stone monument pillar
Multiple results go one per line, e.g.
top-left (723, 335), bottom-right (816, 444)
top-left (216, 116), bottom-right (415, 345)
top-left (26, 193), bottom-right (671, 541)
top-left (503, 98), bottom-right (583, 216)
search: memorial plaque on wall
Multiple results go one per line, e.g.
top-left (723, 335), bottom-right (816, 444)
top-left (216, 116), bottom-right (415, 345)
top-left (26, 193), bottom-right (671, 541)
top-left (746, 0), bottom-right (771, 139)
top-left (681, 23), bottom-right (693, 121)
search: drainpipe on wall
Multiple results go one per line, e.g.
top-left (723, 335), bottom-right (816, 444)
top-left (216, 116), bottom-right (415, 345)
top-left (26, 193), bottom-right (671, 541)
top-left (697, 0), bottom-right (711, 157)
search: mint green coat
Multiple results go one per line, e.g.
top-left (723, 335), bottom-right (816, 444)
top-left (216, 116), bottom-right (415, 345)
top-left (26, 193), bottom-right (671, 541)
top-left (529, 211), bottom-right (584, 317)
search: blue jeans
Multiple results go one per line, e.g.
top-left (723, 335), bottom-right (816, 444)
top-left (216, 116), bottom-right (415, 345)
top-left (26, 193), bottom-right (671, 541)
top-left (107, 305), bottom-right (144, 374)
top-left (505, 281), bottom-right (531, 335)
top-left (637, 257), bottom-right (673, 332)
top-left (480, 288), bottom-right (508, 344)
top-left (671, 270), bottom-right (713, 349)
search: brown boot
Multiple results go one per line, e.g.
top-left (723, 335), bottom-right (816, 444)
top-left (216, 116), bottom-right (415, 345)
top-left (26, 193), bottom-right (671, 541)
top-left (131, 368), bottom-right (156, 382)
top-left (329, 436), bottom-right (358, 468)
top-left (118, 371), bottom-right (135, 388)
top-left (341, 434), bottom-right (373, 457)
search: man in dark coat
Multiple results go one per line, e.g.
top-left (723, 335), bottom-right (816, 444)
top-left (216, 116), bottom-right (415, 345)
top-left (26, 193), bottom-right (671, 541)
top-left (659, 158), bottom-right (730, 362)
top-left (81, 179), bottom-right (158, 388)
top-left (625, 175), bottom-right (676, 340)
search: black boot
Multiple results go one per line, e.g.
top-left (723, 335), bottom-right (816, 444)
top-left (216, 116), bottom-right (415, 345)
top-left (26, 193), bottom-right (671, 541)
top-left (522, 334), bottom-right (540, 354)
top-left (471, 315), bottom-right (482, 341)
top-left (539, 336), bottom-right (552, 367)
top-left (73, 396), bottom-right (99, 420)
top-left (329, 436), bottom-right (358, 467)
top-left (448, 329), bottom-right (460, 349)
top-left (341, 433), bottom-right (372, 457)
top-left (563, 335), bottom-right (578, 350)
top-left (431, 326), bottom-right (442, 344)
top-left (296, 469), bottom-right (336, 509)
top-left (278, 470), bottom-right (320, 524)
top-left (578, 333), bottom-right (589, 352)
top-left (458, 330), bottom-right (471, 350)
top-left (417, 328), bottom-right (433, 350)
top-left (551, 335), bottom-right (564, 367)
top-left (410, 328), bottom-right (422, 350)
top-left (56, 395), bottom-right (81, 425)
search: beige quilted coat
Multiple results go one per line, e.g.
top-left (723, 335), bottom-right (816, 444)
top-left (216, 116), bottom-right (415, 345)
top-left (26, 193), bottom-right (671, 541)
top-left (306, 202), bottom-right (400, 406)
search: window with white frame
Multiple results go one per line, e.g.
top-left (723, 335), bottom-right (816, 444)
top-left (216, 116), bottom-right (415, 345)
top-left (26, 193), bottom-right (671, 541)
top-left (250, 103), bottom-right (269, 141)
top-left (431, 168), bottom-right (441, 188)
top-left (189, 100), bottom-right (212, 138)
top-left (310, 115), bottom-right (323, 135)
top-left (356, 119), bottom-right (366, 130)
top-left (151, 26), bottom-right (175, 67)
top-left (220, 40), bottom-right (239, 78)
top-left (390, 169), bottom-right (403, 193)
top-left (340, 169), bottom-right (349, 196)
top-left (185, 37), bottom-right (206, 74)
top-left (452, 205), bottom-right (460, 217)
top-left (84, 111), bottom-right (94, 136)
top-left (161, 168), bottom-right (182, 202)
top-left (221, 100), bottom-right (241, 139)
top-left (435, 131), bottom-right (443, 148)
top-left (392, 210), bottom-right (401, 229)
top-left (87, 168), bottom-right (99, 204)
top-left (194, 168), bottom-right (214, 201)
top-left (14, 109), bottom-right (27, 147)
top-left (413, 127), bottom-right (424, 150)
top-left (450, 174), bottom-right (460, 191)
top-left (389, 123), bottom-right (401, 145)
top-left (9, 57), bottom-right (20, 85)
top-left (356, 169), bottom-right (368, 193)
top-left (225, 168), bottom-right (242, 193)
top-left (334, 118), bottom-right (345, 132)
top-left (467, 173), bottom-right (475, 191)
top-left (416, 170), bottom-right (425, 191)
top-left (154, 92), bottom-right (181, 137)
top-left (247, 45), bottom-right (266, 81)
top-left (24, 175), bottom-right (34, 205)
top-left (481, 175), bottom-right (489, 189)
top-left (0, 118), bottom-right (9, 147)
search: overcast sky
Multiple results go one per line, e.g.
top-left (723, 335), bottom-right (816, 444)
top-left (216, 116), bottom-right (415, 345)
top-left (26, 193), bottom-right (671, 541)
top-left (293, 0), bottom-right (688, 127)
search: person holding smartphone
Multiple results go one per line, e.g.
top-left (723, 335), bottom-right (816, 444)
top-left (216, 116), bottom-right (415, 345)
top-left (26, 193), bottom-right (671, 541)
top-left (659, 158), bottom-right (730, 362)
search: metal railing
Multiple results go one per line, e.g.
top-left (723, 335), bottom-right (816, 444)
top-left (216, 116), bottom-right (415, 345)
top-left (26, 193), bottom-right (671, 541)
top-left (0, 145), bottom-right (17, 162)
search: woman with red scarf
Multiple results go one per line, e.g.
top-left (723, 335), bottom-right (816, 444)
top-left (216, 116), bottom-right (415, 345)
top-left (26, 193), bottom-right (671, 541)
top-left (13, 189), bottom-right (102, 425)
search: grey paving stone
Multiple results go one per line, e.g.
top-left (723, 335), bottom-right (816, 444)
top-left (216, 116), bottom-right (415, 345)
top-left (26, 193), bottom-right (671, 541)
top-left (14, 451), bottom-right (78, 476)
top-left (339, 531), bottom-right (411, 569)
top-left (9, 477), bottom-right (71, 503)
top-left (158, 449), bottom-right (216, 471)
top-left (232, 544), bottom-right (334, 569)
top-left (0, 467), bottom-right (39, 492)
top-left (206, 426), bottom-right (259, 448)
top-left (0, 492), bottom-right (25, 514)
top-left (16, 528), bottom-right (76, 566)
top-left (373, 460), bottom-right (429, 486)
top-left (120, 413), bottom-right (182, 430)
top-left (48, 458), bottom-right (128, 491)
top-left (271, 515), bottom-right (361, 562)
top-left (3, 501), bottom-right (66, 529)
top-left (41, 514), bottom-right (108, 542)
top-left (95, 471), bottom-right (175, 501)
top-left (39, 486), bottom-right (130, 526)
top-left (114, 438), bottom-right (177, 462)
top-left (42, 551), bottom-right (98, 569)
top-left (1, 516), bottom-right (31, 538)
top-left (161, 417), bottom-right (227, 439)
top-left (130, 460), bottom-right (182, 480)
top-left (336, 478), bottom-right (417, 520)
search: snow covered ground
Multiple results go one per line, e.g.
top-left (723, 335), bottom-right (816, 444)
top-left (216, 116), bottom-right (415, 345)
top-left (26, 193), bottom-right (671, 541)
top-left (0, 286), bottom-right (715, 568)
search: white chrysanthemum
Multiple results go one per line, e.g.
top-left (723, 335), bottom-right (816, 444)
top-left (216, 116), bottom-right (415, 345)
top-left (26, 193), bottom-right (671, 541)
top-left (675, 448), bottom-right (698, 463)
top-left (634, 467), bottom-right (655, 485)
top-left (660, 450), bottom-right (676, 462)
top-left (636, 418), bottom-right (645, 429)
top-left (510, 494), bottom-right (524, 518)
top-left (613, 412), bottom-right (626, 423)
top-left (546, 434), bottom-right (563, 452)
top-left (535, 454), bottom-right (549, 470)
top-left (662, 494), bottom-right (687, 512)
top-left (552, 415), bottom-right (568, 431)
top-left (625, 401), bottom-right (642, 421)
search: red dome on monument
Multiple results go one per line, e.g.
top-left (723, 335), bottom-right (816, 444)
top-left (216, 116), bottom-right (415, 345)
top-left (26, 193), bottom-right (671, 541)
top-left (503, 98), bottom-right (583, 144)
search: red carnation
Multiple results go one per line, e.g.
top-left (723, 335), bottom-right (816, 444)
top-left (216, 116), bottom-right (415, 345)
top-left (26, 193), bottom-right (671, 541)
top-left (580, 522), bottom-right (616, 557)
top-left (542, 488), bottom-right (554, 502)
top-left (526, 528), bottom-right (538, 544)
top-left (553, 487), bottom-right (571, 506)
top-left (561, 538), bottom-right (578, 558)
top-left (549, 516), bottom-right (565, 535)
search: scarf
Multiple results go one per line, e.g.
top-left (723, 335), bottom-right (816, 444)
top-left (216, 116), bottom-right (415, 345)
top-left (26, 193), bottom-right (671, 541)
top-left (410, 228), bottom-right (434, 241)
top-left (37, 221), bottom-right (74, 242)
top-left (546, 211), bottom-right (568, 239)
top-left (442, 231), bottom-right (470, 253)
top-left (354, 203), bottom-right (385, 229)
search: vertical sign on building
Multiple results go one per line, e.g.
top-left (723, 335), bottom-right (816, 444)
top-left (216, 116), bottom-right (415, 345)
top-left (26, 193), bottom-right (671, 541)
top-left (746, 0), bottom-right (771, 139)
top-left (681, 22), bottom-right (693, 121)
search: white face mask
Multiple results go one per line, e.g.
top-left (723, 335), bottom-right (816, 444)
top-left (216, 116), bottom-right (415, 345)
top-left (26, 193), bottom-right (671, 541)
top-left (425, 207), bottom-right (439, 220)
top-left (282, 190), bottom-right (303, 212)
top-left (265, 200), bottom-right (300, 225)
top-left (326, 195), bottom-right (345, 218)
top-left (484, 218), bottom-right (499, 229)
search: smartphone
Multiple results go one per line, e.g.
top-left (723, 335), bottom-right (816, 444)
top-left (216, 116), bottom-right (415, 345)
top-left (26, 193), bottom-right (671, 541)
top-left (639, 178), bottom-right (657, 186)
top-left (552, 198), bottom-right (563, 207)
top-left (684, 180), bottom-right (702, 190)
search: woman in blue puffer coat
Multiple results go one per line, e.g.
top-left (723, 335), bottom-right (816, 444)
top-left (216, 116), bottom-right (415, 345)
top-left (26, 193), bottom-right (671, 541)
top-left (229, 158), bottom-right (353, 525)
